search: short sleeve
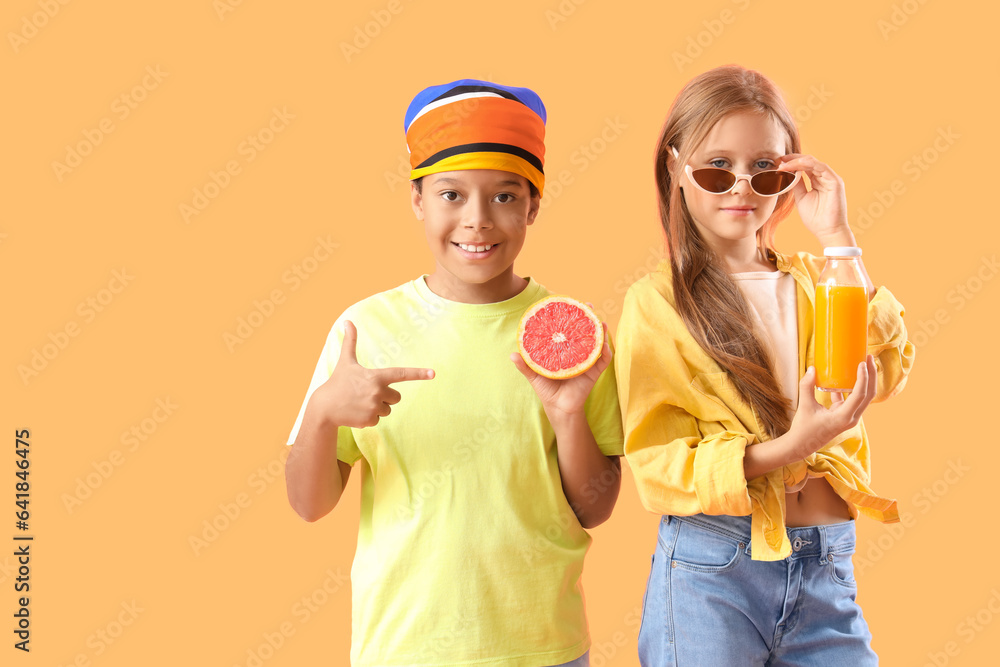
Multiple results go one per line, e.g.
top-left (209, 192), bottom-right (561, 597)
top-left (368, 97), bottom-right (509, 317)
top-left (584, 335), bottom-right (625, 457)
top-left (286, 317), bottom-right (362, 466)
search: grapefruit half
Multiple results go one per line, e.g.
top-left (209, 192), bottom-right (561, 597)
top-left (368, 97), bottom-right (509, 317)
top-left (517, 296), bottom-right (604, 380)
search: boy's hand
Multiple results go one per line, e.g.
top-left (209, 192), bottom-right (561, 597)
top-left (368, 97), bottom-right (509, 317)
top-left (316, 320), bottom-right (434, 428)
top-left (511, 322), bottom-right (611, 421)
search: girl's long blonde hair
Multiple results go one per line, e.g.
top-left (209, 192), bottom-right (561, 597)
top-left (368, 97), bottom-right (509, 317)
top-left (654, 65), bottom-right (801, 439)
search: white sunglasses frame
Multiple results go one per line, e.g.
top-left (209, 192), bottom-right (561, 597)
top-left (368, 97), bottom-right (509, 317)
top-left (670, 146), bottom-right (801, 197)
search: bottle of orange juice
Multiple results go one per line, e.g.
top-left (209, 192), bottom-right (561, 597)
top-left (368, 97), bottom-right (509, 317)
top-left (815, 247), bottom-right (868, 392)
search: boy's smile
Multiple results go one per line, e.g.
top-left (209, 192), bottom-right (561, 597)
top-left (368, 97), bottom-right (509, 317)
top-left (454, 242), bottom-right (498, 256)
top-left (411, 169), bottom-right (539, 304)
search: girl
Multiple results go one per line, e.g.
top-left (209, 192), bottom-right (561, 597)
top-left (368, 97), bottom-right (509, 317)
top-left (615, 65), bottom-right (914, 665)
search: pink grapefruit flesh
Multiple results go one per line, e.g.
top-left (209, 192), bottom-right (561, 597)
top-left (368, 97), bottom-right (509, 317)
top-left (517, 296), bottom-right (604, 379)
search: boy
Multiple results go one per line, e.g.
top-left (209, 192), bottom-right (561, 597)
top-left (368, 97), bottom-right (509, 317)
top-left (285, 79), bottom-right (623, 667)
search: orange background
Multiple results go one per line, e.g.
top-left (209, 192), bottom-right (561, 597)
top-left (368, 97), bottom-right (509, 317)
top-left (4, 1), bottom-right (998, 665)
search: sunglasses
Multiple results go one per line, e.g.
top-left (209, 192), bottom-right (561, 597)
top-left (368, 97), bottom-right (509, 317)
top-left (671, 146), bottom-right (801, 197)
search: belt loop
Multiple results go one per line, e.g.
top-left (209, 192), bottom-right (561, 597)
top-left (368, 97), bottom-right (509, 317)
top-left (818, 525), bottom-right (829, 562)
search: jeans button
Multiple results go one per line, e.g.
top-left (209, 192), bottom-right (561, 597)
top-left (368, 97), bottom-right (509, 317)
top-left (791, 536), bottom-right (812, 552)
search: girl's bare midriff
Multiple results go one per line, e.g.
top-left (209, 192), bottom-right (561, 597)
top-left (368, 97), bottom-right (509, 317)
top-left (785, 477), bottom-right (852, 527)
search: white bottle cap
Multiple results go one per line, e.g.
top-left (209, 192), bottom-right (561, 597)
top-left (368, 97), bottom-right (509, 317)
top-left (823, 246), bottom-right (862, 257)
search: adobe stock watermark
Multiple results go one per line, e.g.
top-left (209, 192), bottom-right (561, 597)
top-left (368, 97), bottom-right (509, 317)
top-left (590, 604), bottom-right (643, 667)
top-left (339, 0), bottom-right (411, 63)
top-left (878, 0), bottom-right (931, 40)
top-left (0, 556), bottom-right (16, 585)
top-left (789, 84), bottom-right (833, 125)
top-left (920, 588), bottom-right (1000, 667)
top-left (545, 0), bottom-right (588, 30)
top-left (54, 600), bottom-right (144, 667)
top-left (179, 107), bottom-right (295, 223)
top-left (51, 66), bottom-right (168, 182)
top-left (189, 447), bottom-right (290, 556)
top-left (214, 0), bottom-right (249, 21)
top-left (539, 116), bottom-right (628, 212)
top-left (17, 268), bottom-right (134, 385)
top-left (393, 406), bottom-right (506, 523)
top-left (223, 235), bottom-right (338, 352)
top-left (231, 568), bottom-right (349, 667)
top-left (385, 151), bottom-right (414, 192)
top-left (8, 0), bottom-right (72, 54)
top-left (855, 458), bottom-right (970, 578)
top-left (672, 0), bottom-right (752, 72)
top-left (590, 243), bottom-right (663, 323)
top-left (424, 614), bottom-right (473, 661)
top-left (517, 463), bottom-right (621, 567)
top-left (905, 254), bottom-right (998, 351)
top-left (855, 126), bottom-right (959, 236)
top-left (383, 87), bottom-right (493, 192)
top-left (61, 398), bottom-right (179, 514)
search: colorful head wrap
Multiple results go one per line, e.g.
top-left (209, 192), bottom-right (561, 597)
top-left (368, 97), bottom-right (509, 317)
top-left (404, 79), bottom-right (546, 197)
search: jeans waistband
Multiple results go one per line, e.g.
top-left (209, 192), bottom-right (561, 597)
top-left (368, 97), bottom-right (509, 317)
top-left (669, 514), bottom-right (856, 560)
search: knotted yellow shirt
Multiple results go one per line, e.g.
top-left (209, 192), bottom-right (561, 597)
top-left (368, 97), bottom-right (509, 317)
top-left (615, 250), bottom-right (915, 561)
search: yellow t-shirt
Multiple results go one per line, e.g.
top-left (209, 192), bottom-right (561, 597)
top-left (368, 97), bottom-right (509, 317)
top-left (287, 276), bottom-right (624, 667)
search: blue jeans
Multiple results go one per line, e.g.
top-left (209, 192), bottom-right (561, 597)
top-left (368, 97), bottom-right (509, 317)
top-left (638, 514), bottom-right (877, 666)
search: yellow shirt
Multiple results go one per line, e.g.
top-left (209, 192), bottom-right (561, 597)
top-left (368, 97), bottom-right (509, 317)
top-left (288, 277), bottom-right (624, 666)
top-left (615, 251), bottom-right (915, 561)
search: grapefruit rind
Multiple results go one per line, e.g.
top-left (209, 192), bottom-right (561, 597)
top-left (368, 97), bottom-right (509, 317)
top-left (517, 295), bottom-right (604, 380)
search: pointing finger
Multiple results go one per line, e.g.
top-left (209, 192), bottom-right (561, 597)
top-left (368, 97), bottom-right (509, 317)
top-left (372, 366), bottom-right (435, 384)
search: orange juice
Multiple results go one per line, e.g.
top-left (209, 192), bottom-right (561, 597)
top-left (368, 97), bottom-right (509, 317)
top-left (815, 284), bottom-right (868, 391)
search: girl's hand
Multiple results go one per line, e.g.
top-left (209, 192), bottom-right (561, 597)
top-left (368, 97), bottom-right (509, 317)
top-left (511, 322), bottom-right (612, 421)
top-left (777, 154), bottom-right (855, 247)
top-left (787, 355), bottom-right (877, 459)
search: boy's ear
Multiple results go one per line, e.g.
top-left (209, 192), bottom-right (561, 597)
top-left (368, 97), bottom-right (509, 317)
top-left (410, 181), bottom-right (424, 221)
top-left (526, 192), bottom-right (541, 226)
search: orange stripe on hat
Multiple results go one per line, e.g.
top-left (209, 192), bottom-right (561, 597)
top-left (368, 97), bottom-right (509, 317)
top-left (404, 82), bottom-right (546, 195)
top-left (407, 97), bottom-right (545, 169)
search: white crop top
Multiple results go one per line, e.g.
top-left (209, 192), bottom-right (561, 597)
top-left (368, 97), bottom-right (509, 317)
top-left (731, 270), bottom-right (799, 416)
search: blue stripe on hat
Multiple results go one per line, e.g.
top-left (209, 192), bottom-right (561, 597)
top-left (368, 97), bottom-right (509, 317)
top-left (404, 79), bottom-right (547, 133)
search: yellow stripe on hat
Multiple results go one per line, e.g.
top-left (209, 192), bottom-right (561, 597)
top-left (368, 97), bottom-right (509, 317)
top-left (409, 152), bottom-right (545, 197)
